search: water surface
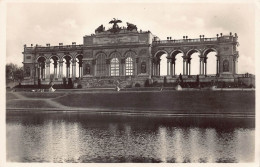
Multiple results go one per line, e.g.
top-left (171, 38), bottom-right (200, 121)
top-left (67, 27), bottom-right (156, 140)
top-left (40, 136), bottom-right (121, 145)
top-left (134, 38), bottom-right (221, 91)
top-left (6, 113), bottom-right (255, 163)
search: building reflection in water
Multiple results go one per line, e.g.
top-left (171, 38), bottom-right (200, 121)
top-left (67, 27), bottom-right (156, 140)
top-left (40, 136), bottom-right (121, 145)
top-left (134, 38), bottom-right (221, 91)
top-left (6, 113), bottom-right (255, 163)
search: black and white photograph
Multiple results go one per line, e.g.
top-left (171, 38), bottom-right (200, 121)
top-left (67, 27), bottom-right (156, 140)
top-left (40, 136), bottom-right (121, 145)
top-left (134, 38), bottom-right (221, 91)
top-left (0, 0), bottom-right (259, 166)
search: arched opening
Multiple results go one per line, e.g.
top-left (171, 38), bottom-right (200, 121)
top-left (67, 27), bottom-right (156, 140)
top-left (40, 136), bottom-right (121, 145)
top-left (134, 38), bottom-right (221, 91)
top-left (76, 55), bottom-right (83, 78)
top-left (203, 49), bottom-right (217, 75)
top-left (37, 57), bottom-right (46, 80)
top-left (49, 56), bottom-right (59, 81)
top-left (171, 50), bottom-right (184, 76)
top-left (187, 50), bottom-right (200, 75)
top-left (154, 50), bottom-right (168, 76)
top-left (62, 55), bottom-right (72, 78)
top-left (110, 58), bottom-right (119, 76)
top-left (125, 57), bottom-right (133, 76)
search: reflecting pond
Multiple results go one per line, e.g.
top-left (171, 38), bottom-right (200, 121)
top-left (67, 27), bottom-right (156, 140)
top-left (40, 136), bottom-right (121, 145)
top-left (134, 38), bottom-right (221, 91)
top-left (6, 113), bottom-right (255, 163)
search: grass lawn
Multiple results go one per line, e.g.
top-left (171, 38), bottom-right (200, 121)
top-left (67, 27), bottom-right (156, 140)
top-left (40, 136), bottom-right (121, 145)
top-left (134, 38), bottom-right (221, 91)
top-left (6, 100), bottom-right (57, 108)
top-left (18, 92), bottom-right (67, 99)
top-left (6, 93), bottom-right (19, 101)
top-left (54, 91), bottom-right (255, 113)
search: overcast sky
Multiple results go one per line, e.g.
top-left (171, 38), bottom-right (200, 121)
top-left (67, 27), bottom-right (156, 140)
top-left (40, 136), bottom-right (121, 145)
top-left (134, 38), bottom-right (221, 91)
top-left (5, 1), bottom-right (256, 74)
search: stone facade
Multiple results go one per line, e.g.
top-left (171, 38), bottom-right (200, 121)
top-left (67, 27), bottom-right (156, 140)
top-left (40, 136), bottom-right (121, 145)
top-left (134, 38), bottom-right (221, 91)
top-left (22, 21), bottom-right (241, 87)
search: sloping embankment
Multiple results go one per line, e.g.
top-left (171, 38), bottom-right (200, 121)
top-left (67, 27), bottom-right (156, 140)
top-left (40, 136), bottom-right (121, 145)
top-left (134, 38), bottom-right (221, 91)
top-left (53, 91), bottom-right (255, 114)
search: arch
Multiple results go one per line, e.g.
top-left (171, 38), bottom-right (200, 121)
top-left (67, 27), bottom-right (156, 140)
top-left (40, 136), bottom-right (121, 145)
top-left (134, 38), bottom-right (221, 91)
top-left (169, 50), bottom-right (184, 76)
top-left (37, 56), bottom-right (47, 62)
top-left (49, 56), bottom-right (59, 80)
top-left (110, 58), bottom-right (119, 76)
top-left (95, 51), bottom-right (107, 58)
top-left (109, 51), bottom-right (121, 58)
top-left (185, 49), bottom-right (201, 75)
top-left (75, 55), bottom-right (83, 78)
top-left (202, 48), bottom-right (218, 57)
top-left (186, 49), bottom-right (201, 57)
top-left (154, 50), bottom-right (168, 58)
top-left (62, 54), bottom-right (73, 60)
top-left (124, 50), bottom-right (136, 58)
top-left (125, 57), bottom-right (133, 76)
top-left (170, 50), bottom-right (184, 58)
top-left (203, 48), bottom-right (218, 75)
top-left (154, 50), bottom-right (168, 76)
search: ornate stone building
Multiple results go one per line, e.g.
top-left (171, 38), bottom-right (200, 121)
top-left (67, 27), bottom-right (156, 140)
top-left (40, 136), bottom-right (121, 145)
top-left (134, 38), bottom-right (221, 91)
top-left (22, 19), bottom-right (245, 87)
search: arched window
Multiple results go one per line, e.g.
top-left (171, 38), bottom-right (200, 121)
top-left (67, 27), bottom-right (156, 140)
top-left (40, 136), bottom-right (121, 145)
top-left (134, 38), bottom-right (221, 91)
top-left (110, 58), bottom-right (119, 76)
top-left (125, 57), bottom-right (133, 76)
top-left (96, 53), bottom-right (106, 76)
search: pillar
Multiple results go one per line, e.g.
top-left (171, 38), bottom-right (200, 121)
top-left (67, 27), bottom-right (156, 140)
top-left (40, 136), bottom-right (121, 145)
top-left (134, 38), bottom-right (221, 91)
top-left (46, 61), bottom-right (50, 79)
top-left (216, 59), bottom-right (219, 75)
top-left (189, 62), bottom-right (191, 76)
top-left (170, 59), bottom-right (173, 76)
top-left (135, 58), bottom-right (138, 76)
top-left (66, 60), bottom-right (70, 78)
top-left (186, 60), bottom-right (188, 76)
top-left (183, 60), bottom-right (185, 75)
top-left (58, 61), bottom-right (63, 79)
top-left (204, 57), bottom-right (207, 75)
top-left (199, 60), bottom-right (202, 75)
top-left (54, 61), bottom-right (58, 79)
top-left (173, 63), bottom-right (176, 76)
top-left (72, 60), bottom-right (76, 79)
top-left (159, 62), bottom-right (161, 76)
top-left (39, 64), bottom-right (42, 79)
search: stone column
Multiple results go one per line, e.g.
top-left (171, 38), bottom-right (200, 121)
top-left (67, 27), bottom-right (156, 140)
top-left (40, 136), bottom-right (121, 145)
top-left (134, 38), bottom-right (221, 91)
top-left (46, 61), bottom-right (50, 80)
top-left (204, 57), bottom-right (207, 76)
top-left (183, 60), bottom-right (185, 75)
top-left (58, 61), bottom-right (63, 79)
top-left (121, 59), bottom-right (125, 76)
top-left (39, 64), bottom-right (42, 79)
top-left (186, 60), bottom-right (188, 76)
top-left (54, 60), bottom-right (58, 79)
top-left (43, 67), bottom-right (46, 79)
top-left (199, 60), bottom-right (202, 75)
top-left (189, 62), bottom-right (191, 76)
top-left (159, 61), bottom-right (161, 76)
top-left (66, 60), bottom-right (70, 78)
top-left (35, 64), bottom-right (38, 78)
top-left (135, 58), bottom-right (138, 76)
top-left (170, 59), bottom-right (173, 76)
top-left (202, 61), bottom-right (204, 75)
top-left (216, 58), bottom-right (218, 75)
top-left (72, 60), bottom-right (76, 80)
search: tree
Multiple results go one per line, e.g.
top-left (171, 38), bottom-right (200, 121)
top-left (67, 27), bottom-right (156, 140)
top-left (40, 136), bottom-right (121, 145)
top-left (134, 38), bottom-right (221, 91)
top-left (6, 63), bottom-right (24, 83)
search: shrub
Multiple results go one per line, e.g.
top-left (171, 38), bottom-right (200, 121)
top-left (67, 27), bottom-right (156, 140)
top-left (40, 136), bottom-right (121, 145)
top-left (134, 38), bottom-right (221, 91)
top-left (67, 78), bottom-right (73, 89)
top-left (38, 79), bottom-right (41, 88)
top-left (62, 78), bottom-right (67, 87)
top-left (77, 84), bottom-right (82, 89)
top-left (144, 79), bottom-right (150, 87)
top-left (135, 83), bottom-right (141, 87)
top-left (163, 77), bottom-right (167, 86)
